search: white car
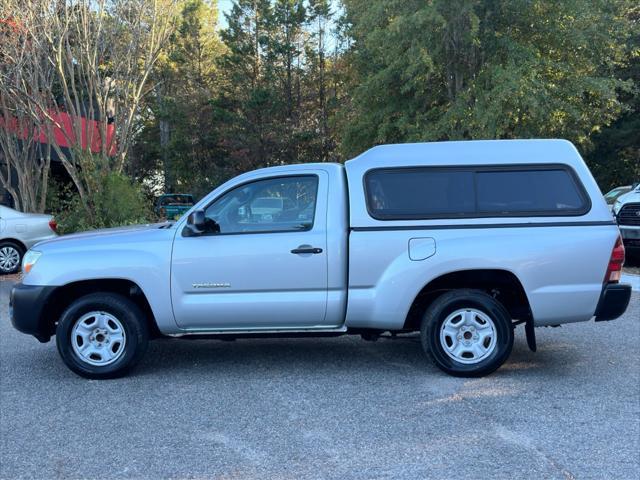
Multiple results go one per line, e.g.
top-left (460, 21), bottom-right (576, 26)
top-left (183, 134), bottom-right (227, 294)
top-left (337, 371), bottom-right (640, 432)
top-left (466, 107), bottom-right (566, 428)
top-left (613, 184), bottom-right (640, 255)
top-left (0, 205), bottom-right (58, 274)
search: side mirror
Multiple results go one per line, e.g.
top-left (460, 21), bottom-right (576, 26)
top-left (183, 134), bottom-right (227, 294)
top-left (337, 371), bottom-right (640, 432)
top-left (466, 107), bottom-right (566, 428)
top-left (183, 210), bottom-right (206, 237)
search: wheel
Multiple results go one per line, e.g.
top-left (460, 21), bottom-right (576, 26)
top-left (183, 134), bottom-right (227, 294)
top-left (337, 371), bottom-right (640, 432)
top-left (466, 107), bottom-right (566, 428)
top-left (0, 241), bottom-right (24, 274)
top-left (56, 293), bottom-right (149, 379)
top-left (421, 289), bottom-right (514, 377)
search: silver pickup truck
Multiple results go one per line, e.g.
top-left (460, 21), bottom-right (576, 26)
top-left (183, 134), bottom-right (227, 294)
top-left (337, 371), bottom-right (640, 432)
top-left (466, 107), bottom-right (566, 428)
top-left (10, 140), bottom-right (632, 379)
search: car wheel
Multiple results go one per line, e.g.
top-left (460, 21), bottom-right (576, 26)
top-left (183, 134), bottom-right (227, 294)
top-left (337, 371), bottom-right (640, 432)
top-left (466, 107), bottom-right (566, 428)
top-left (0, 241), bottom-right (25, 274)
top-left (421, 289), bottom-right (514, 377)
top-left (56, 293), bottom-right (149, 379)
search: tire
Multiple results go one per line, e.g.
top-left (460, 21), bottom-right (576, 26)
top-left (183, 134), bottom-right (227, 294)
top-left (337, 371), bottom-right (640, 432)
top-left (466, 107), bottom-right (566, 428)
top-left (421, 289), bottom-right (514, 377)
top-left (56, 293), bottom-right (149, 379)
top-left (0, 240), bottom-right (25, 275)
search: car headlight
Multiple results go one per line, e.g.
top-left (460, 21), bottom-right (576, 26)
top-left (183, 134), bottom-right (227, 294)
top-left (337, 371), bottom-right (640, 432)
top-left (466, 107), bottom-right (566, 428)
top-left (613, 200), bottom-right (622, 215)
top-left (22, 250), bottom-right (42, 274)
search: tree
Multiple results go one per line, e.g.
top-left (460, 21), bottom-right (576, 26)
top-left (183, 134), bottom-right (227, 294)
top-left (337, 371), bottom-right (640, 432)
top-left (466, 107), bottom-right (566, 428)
top-left (142, 0), bottom-right (225, 196)
top-left (0, 13), bottom-right (52, 212)
top-left (587, 3), bottom-right (640, 190)
top-left (213, 0), bottom-right (280, 174)
top-left (305, 0), bottom-right (337, 162)
top-left (1, 0), bottom-right (178, 219)
top-left (268, 0), bottom-right (306, 164)
top-left (211, 0), bottom-right (345, 178)
top-left (340, 0), bottom-right (636, 158)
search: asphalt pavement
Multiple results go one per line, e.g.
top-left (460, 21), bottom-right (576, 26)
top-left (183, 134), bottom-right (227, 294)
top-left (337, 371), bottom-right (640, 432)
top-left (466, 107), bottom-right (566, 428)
top-left (0, 278), bottom-right (639, 480)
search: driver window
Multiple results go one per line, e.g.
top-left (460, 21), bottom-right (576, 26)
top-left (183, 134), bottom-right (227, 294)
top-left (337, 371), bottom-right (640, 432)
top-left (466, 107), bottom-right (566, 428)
top-left (205, 175), bottom-right (318, 234)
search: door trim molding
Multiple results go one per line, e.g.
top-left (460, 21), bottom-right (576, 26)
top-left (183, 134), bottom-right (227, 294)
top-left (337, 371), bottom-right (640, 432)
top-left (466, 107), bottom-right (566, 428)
top-left (168, 325), bottom-right (348, 337)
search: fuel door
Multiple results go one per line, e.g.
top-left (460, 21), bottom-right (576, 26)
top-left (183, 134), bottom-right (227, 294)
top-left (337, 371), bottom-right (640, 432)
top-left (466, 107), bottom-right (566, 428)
top-left (408, 237), bottom-right (436, 261)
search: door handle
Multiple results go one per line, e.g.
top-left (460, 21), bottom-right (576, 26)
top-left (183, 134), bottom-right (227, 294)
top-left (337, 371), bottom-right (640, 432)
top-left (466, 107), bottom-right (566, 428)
top-left (291, 245), bottom-right (323, 255)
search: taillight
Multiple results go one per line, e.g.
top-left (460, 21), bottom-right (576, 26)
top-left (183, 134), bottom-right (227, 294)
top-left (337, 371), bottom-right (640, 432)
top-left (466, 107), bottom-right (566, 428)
top-left (48, 219), bottom-right (58, 232)
top-left (605, 235), bottom-right (625, 283)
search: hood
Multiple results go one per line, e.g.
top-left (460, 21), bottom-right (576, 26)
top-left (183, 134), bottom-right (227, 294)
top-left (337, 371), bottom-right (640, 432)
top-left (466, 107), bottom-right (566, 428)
top-left (34, 222), bottom-right (173, 250)
top-left (613, 188), bottom-right (640, 214)
top-left (613, 187), bottom-right (640, 215)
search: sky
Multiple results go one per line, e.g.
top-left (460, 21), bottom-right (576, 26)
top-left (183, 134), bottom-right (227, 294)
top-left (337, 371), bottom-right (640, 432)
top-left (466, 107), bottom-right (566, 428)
top-left (217, 0), bottom-right (234, 28)
top-left (217, 1), bottom-right (342, 30)
top-left (216, 0), bottom-right (343, 50)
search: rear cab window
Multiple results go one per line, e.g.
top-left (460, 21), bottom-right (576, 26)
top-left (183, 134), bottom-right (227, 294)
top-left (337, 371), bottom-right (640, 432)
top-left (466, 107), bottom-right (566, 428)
top-left (364, 165), bottom-right (590, 220)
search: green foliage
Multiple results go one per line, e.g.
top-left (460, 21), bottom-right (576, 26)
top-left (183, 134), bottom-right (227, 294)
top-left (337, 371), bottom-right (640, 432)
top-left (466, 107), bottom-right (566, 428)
top-left (585, 4), bottom-right (640, 190)
top-left (49, 171), bottom-right (152, 234)
top-left (130, 0), bottom-right (226, 198)
top-left (125, 0), bottom-right (638, 199)
top-left (209, 0), bottom-right (343, 174)
top-left (340, 0), bottom-right (637, 159)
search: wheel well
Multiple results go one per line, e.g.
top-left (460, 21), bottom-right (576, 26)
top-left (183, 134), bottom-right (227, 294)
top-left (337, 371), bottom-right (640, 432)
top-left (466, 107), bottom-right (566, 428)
top-left (42, 279), bottom-right (161, 338)
top-left (0, 238), bottom-right (27, 253)
top-left (403, 269), bottom-right (532, 331)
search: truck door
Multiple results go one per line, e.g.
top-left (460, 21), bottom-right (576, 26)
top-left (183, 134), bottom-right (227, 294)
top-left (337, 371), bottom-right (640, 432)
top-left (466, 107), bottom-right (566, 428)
top-left (170, 171), bottom-right (331, 330)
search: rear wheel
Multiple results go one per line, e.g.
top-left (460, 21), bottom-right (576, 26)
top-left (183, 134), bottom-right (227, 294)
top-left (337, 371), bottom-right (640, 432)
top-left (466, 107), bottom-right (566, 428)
top-left (0, 241), bottom-right (24, 274)
top-left (56, 293), bottom-right (149, 379)
top-left (421, 289), bottom-right (514, 377)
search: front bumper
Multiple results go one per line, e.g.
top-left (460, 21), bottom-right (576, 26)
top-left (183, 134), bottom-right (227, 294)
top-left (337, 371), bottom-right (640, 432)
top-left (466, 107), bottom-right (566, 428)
top-left (594, 283), bottom-right (632, 322)
top-left (619, 226), bottom-right (640, 251)
top-left (10, 283), bottom-right (56, 342)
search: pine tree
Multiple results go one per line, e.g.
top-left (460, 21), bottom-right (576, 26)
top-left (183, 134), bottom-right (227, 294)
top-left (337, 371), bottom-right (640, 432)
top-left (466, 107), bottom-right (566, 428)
top-left (214, 0), bottom-right (279, 171)
top-left (137, 0), bottom-right (225, 197)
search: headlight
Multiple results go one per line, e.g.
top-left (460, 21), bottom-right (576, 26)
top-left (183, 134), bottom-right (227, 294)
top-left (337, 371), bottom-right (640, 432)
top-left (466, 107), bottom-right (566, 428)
top-left (613, 200), bottom-right (622, 215)
top-left (22, 250), bottom-right (42, 274)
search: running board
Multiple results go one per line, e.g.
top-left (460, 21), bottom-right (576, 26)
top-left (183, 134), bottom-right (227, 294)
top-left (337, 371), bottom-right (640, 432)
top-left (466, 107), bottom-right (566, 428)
top-left (166, 326), bottom-right (348, 338)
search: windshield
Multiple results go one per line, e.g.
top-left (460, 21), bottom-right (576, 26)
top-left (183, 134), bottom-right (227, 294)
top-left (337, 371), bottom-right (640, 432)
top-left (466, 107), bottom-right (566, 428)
top-left (605, 187), bottom-right (631, 203)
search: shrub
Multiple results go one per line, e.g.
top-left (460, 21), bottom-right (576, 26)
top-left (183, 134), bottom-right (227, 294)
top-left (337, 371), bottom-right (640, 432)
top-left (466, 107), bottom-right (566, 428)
top-left (50, 172), bottom-right (153, 234)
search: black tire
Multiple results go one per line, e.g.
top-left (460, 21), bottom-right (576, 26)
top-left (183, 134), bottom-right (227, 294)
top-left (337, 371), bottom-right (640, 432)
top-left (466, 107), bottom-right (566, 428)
top-left (0, 240), bottom-right (25, 275)
top-left (421, 289), bottom-right (514, 377)
top-left (56, 293), bottom-right (149, 379)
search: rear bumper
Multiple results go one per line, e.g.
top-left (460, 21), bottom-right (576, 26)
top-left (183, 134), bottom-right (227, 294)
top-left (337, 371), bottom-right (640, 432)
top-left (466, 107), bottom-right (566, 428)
top-left (10, 283), bottom-right (56, 342)
top-left (594, 283), bottom-right (632, 322)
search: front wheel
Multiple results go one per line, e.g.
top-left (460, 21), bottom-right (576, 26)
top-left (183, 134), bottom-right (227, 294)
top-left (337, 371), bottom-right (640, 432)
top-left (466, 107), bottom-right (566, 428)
top-left (421, 289), bottom-right (514, 377)
top-left (56, 293), bottom-right (149, 379)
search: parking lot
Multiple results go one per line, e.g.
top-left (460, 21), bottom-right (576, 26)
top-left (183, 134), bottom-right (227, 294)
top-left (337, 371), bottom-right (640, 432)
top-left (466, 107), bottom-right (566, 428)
top-left (1, 275), bottom-right (639, 480)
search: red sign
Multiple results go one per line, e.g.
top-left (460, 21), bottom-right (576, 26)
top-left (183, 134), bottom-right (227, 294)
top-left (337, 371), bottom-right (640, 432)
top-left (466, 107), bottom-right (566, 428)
top-left (0, 110), bottom-right (116, 156)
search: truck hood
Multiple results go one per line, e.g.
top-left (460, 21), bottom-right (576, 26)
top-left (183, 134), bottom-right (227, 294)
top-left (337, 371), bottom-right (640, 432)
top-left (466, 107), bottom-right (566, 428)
top-left (33, 222), bottom-right (174, 251)
top-left (614, 189), bottom-right (640, 214)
